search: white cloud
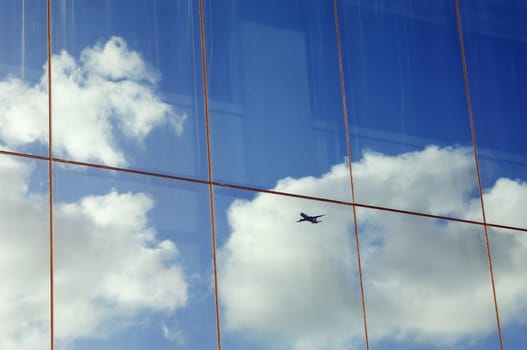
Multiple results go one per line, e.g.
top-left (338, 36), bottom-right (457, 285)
top-left (218, 145), bottom-right (527, 349)
top-left (0, 156), bottom-right (188, 350)
top-left (480, 178), bottom-right (527, 227)
top-left (353, 145), bottom-right (480, 218)
top-left (0, 77), bottom-right (47, 146)
top-left (219, 193), bottom-right (361, 349)
top-left (80, 37), bottom-right (156, 84)
top-left (0, 36), bottom-right (187, 166)
top-left (55, 191), bottom-right (188, 344)
top-left (3, 145), bottom-right (525, 349)
top-left (0, 157), bottom-right (50, 350)
top-left (162, 322), bottom-right (186, 345)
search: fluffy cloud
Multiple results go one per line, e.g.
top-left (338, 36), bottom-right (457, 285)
top-left (353, 146), bottom-right (480, 218)
top-left (219, 193), bottom-right (361, 349)
top-left (162, 322), bottom-right (186, 345)
top-left (0, 36), bottom-right (186, 166)
top-left (3, 144), bottom-right (525, 349)
top-left (55, 191), bottom-right (187, 345)
top-left (0, 156), bottom-right (188, 350)
top-left (218, 145), bottom-right (527, 349)
top-left (0, 157), bottom-right (50, 350)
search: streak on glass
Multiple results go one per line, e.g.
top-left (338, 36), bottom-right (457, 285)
top-left (0, 0), bottom-right (48, 157)
top-left (51, 0), bottom-right (207, 179)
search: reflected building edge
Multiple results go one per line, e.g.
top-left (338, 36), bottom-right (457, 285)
top-left (205, 0), bottom-right (352, 199)
top-left (0, 1), bottom-right (526, 350)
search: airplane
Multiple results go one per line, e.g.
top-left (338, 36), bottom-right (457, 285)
top-left (296, 212), bottom-right (324, 224)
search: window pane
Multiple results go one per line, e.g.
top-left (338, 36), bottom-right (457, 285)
top-left (54, 165), bottom-right (217, 349)
top-left (357, 207), bottom-right (499, 350)
top-left (0, 0), bottom-right (48, 157)
top-left (459, 0), bottom-right (527, 230)
top-left (214, 186), bottom-right (365, 349)
top-left (489, 226), bottom-right (527, 349)
top-left (51, 1), bottom-right (207, 179)
top-left (337, 0), bottom-right (482, 220)
top-left (0, 154), bottom-right (50, 349)
top-left (204, 0), bottom-right (351, 201)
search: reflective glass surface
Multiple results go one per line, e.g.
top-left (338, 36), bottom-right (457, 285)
top-left (459, 0), bottom-right (527, 229)
top-left (214, 186), bottom-right (364, 349)
top-left (357, 207), bottom-right (499, 350)
top-left (337, 0), bottom-right (482, 219)
top-left (204, 0), bottom-right (351, 200)
top-left (51, 1), bottom-right (207, 179)
top-left (489, 226), bottom-right (527, 349)
top-left (2, 2), bottom-right (526, 350)
top-left (0, 154), bottom-right (50, 350)
top-left (54, 166), bottom-right (217, 349)
top-left (0, 0), bottom-right (48, 156)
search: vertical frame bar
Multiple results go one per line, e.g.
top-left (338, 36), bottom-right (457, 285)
top-left (46, 0), bottom-right (54, 349)
top-left (454, 1), bottom-right (503, 349)
top-left (198, 1), bottom-right (223, 349)
top-left (332, 1), bottom-right (370, 349)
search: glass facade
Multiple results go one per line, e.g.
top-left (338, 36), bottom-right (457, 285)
top-left (0, 1), bottom-right (525, 349)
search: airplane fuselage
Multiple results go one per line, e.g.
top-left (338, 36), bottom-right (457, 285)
top-left (297, 212), bottom-right (324, 224)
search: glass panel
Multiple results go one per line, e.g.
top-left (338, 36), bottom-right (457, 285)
top-left (204, 0), bottom-right (351, 201)
top-left (214, 186), bottom-right (364, 349)
top-left (357, 207), bottom-right (499, 350)
top-left (0, 0), bottom-right (48, 156)
top-left (489, 226), bottom-right (527, 349)
top-left (337, 0), bottom-right (482, 219)
top-left (0, 154), bottom-right (50, 349)
top-left (54, 165), bottom-right (217, 349)
top-left (459, 0), bottom-right (527, 230)
top-left (51, 1), bottom-right (207, 179)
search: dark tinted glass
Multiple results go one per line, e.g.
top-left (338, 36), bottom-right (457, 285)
top-left (460, 0), bottom-right (527, 229)
top-left (337, 0), bottom-right (482, 219)
top-left (204, 0), bottom-right (351, 201)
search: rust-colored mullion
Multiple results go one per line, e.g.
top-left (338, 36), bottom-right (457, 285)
top-left (198, 1), bottom-right (222, 349)
top-left (46, 0), bottom-right (54, 349)
top-left (0, 149), bottom-right (49, 161)
top-left (53, 157), bottom-right (210, 185)
top-left (5, 148), bottom-right (527, 234)
top-left (332, 1), bottom-right (370, 349)
top-left (48, 156), bottom-right (527, 234)
top-left (454, 1), bottom-right (504, 349)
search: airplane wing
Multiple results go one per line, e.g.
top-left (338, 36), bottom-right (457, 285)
top-left (314, 215), bottom-right (325, 218)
